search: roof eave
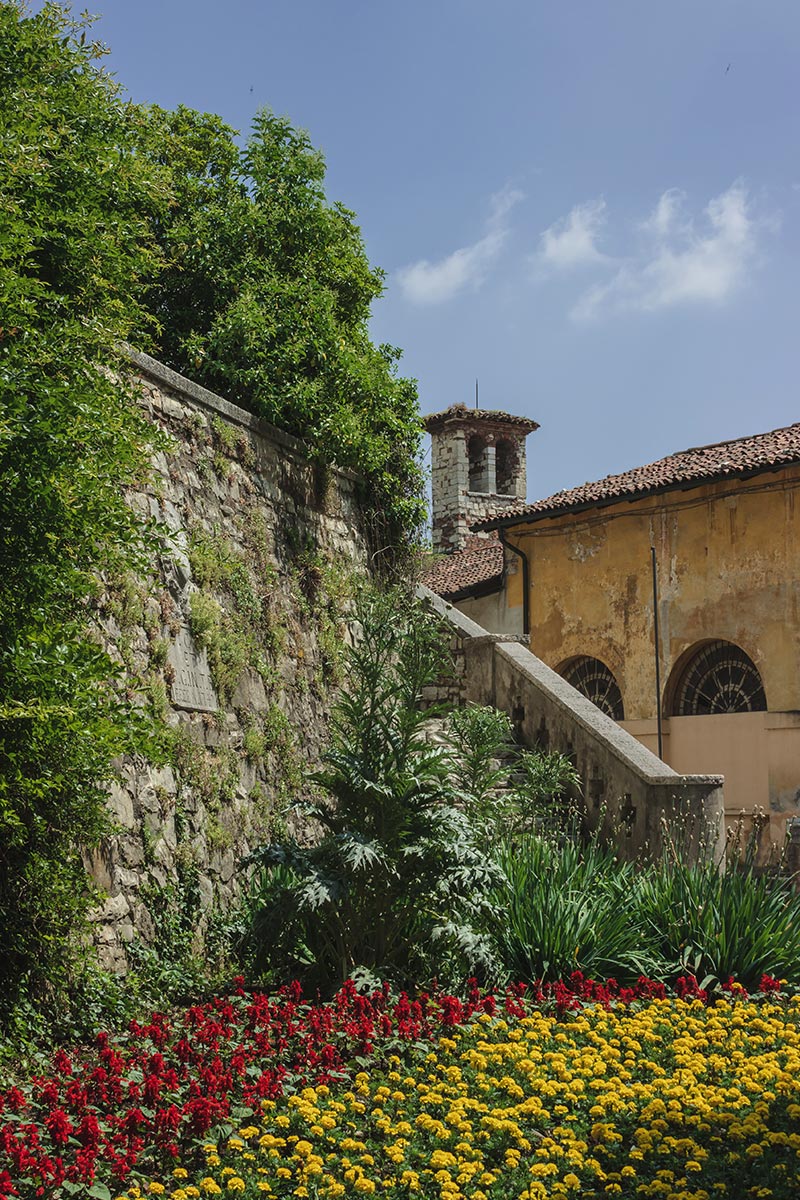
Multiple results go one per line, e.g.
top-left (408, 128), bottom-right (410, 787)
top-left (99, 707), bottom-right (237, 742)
top-left (437, 573), bottom-right (505, 602)
top-left (474, 463), bottom-right (791, 532)
top-left (424, 408), bottom-right (540, 435)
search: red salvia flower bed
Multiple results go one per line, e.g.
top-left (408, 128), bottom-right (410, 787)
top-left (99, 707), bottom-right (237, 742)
top-left (0, 973), bottom-right (782, 1197)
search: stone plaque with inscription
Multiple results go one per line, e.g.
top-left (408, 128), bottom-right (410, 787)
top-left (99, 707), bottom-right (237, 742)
top-left (168, 625), bottom-right (220, 712)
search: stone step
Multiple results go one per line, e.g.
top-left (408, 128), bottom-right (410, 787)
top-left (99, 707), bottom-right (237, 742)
top-left (420, 713), bottom-right (531, 793)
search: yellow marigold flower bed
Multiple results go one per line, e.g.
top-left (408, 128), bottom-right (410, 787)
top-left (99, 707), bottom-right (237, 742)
top-left (124, 997), bottom-right (800, 1200)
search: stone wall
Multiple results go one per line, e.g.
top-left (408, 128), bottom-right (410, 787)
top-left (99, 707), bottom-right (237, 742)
top-left (89, 351), bottom-right (374, 971)
top-left (419, 586), bottom-right (726, 863)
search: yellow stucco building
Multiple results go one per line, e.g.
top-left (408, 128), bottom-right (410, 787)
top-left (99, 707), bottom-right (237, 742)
top-left (426, 409), bottom-right (800, 850)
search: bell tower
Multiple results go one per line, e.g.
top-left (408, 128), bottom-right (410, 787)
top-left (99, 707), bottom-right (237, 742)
top-left (423, 404), bottom-right (539, 553)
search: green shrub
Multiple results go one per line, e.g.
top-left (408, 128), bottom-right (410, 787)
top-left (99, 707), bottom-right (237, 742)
top-left (489, 821), bottom-right (800, 992)
top-left (514, 748), bottom-right (581, 823)
top-left (242, 588), bottom-right (502, 992)
top-left (636, 857), bottom-right (800, 990)
top-left (491, 834), bottom-right (655, 985)
top-left (0, 1), bottom-right (166, 1011)
top-left (447, 704), bottom-right (515, 829)
top-left (139, 105), bottom-right (426, 550)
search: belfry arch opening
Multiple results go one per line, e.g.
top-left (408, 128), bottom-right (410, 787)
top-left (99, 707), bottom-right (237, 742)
top-left (495, 438), bottom-right (518, 496)
top-left (467, 434), bottom-right (490, 492)
top-left (558, 655), bottom-right (625, 721)
top-left (667, 639), bottom-right (767, 716)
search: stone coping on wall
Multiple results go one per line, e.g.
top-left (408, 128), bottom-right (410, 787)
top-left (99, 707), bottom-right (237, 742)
top-left (124, 347), bottom-right (359, 482)
top-left (417, 584), bottom-right (724, 792)
top-left (496, 641), bottom-right (722, 790)
top-left (417, 586), bottom-right (505, 642)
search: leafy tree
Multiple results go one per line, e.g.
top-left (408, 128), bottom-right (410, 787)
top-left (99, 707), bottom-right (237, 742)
top-left (243, 589), bottom-right (501, 991)
top-left (0, 1), bottom-right (166, 1005)
top-left (0, 1), bottom-right (425, 1012)
top-left (137, 105), bottom-right (426, 549)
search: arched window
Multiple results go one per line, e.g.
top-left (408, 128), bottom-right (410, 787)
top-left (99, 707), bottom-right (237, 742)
top-left (560, 656), bottom-right (625, 720)
top-left (669, 640), bottom-right (767, 716)
top-left (467, 434), bottom-right (489, 492)
top-left (495, 438), bottom-right (517, 496)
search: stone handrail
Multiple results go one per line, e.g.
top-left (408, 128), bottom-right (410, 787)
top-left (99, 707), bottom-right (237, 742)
top-left (418, 584), bottom-right (725, 862)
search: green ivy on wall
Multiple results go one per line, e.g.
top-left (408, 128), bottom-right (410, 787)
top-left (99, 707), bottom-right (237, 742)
top-left (0, 2), bottom-right (170, 1008)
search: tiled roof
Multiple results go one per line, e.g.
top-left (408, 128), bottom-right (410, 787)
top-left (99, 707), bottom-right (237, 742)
top-left (422, 536), bottom-right (504, 599)
top-left (424, 404), bottom-right (539, 434)
top-left (476, 421), bottom-right (800, 529)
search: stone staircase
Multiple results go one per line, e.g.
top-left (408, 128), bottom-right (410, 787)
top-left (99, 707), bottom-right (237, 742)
top-left (418, 583), bottom-right (726, 863)
top-left (420, 714), bottom-right (566, 836)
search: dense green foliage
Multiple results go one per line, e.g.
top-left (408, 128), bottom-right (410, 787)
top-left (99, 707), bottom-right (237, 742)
top-left (138, 104), bottom-right (425, 548)
top-left (636, 855), bottom-right (800, 988)
top-left (446, 704), bottom-right (581, 843)
top-left (491, 829), bottom-right (800, 990)
top-left (492, 834), bottom-right (655, 984)
top-left (0, 1), bottom-right (166, 1004)
top-left (243, 612), bottom-right (800, 996)
top-left (0, 0), bottom-right (424, 1015)
top-left (244, 590), bottom-right (502, 991)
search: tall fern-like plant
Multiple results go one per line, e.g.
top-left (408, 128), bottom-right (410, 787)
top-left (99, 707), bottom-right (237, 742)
top-left (244, 588), bottom-right (501, 991)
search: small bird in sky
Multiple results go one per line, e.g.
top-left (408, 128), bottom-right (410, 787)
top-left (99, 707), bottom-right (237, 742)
top-left (725, 63), bottom-right (731, 73)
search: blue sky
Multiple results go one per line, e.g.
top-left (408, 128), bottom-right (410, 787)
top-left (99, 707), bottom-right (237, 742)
top-left (86, 0), bottom-right (799, 501)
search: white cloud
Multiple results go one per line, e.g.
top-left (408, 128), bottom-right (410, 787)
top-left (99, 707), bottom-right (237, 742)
top-left (638, 188), bottom-right (688, 239)
top-left (572, 183), bottom-right (762, 320)
top-left (396, 186), bottom-right (523, 305)
top-left (537, 198), bottom-right (608, 269)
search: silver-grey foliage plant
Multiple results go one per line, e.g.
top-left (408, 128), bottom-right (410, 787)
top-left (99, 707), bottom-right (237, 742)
top-left (243, 588), bottom-right (503, 992)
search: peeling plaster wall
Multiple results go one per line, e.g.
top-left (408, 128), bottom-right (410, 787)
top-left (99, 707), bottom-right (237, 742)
top-left (503, 468), bottom-right (800, 843)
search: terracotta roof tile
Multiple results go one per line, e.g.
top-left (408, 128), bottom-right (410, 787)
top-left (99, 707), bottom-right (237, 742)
top-left (476, 421), bottom-right (800, 529)
top-left (422, 536), bottom-right (504, 599)
top-left (424, 403), bottom-right (539, 434)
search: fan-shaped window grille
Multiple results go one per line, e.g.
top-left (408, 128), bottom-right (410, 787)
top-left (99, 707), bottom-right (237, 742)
top-left (561, 656), bottom-right (624, 720)
top-left (671, 640), bottom-right (767, 716)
